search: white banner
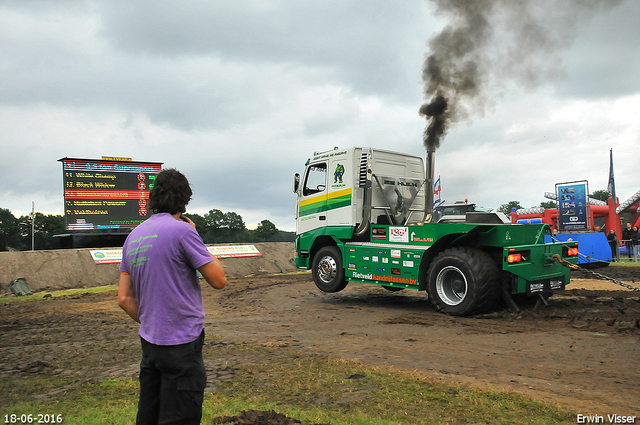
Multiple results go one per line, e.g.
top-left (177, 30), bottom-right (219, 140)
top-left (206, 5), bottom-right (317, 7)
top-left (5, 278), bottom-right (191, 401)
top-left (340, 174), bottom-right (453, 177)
top-left (90, 249), bottom-right (123, 264)
top-left (207, 245), bottom-right (262, 259)
top-left (90, 245), bottom-right (262, 264)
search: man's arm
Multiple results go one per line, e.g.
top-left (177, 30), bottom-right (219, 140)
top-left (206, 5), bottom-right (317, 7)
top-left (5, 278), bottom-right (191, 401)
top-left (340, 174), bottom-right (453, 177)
top-left (198, 257), bottom-right (227, 289)
top-left (178, 213), bottom-right (227, 289)
top-left (118, 272), bottom-right (140, 323)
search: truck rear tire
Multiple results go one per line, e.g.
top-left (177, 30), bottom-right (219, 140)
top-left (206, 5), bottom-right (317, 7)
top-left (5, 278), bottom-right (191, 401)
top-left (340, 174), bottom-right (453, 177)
top-left (312, 246), bottom-right (348, 293)
top-left (427, 247), bottom-right (499, 316)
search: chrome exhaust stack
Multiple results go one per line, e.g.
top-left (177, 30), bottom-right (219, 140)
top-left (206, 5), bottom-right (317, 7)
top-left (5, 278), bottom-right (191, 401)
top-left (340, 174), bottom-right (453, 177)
top-left (353, 148), bottom-right (373, 237)
top-left (424, 148), bottom-right (435, 223)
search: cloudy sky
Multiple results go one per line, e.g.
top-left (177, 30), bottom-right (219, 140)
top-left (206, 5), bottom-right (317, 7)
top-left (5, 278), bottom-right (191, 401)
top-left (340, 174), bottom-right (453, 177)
top-left (1, 0), bottom-right (638, 231)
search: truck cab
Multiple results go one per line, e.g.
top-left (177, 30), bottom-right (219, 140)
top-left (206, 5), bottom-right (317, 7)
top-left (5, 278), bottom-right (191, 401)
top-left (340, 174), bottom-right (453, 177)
top-left (293, 147), bottom-right (426, 241)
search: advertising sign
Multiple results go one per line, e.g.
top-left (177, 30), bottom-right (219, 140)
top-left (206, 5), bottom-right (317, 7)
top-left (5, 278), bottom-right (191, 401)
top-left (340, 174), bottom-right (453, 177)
top-left (556, 181), bottom-right (590, 231)
top-left (206, 245), bottom-right (262, 259)
top-left (89, 245), bottom-right (262, 264)
top-left (389, 227), bottom-right (409, 243)
top-left (90, 249), bottom-right (123, 264)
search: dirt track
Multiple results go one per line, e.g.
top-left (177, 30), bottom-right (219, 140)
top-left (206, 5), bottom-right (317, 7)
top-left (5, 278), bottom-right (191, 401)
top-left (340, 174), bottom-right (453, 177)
top-left (1, 267), bottom-right (639, 418)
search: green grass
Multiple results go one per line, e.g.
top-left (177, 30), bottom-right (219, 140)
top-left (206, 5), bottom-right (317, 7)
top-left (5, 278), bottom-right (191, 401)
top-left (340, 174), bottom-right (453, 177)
top-left (610, 260), bottom-right (640, 267)
top-left (2, 379), bottom-right (139, 425)
top-left (0, 285), bottom-right (117, 303)
top-left (1, 346), bottom-right (577, 425)
top-left (206, 352), bottom-right (575, 425)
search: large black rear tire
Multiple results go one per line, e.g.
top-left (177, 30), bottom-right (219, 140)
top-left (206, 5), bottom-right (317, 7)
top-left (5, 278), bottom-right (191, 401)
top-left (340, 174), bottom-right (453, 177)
top-left (427, 247), bottom-right (499, 316)
top-left (312, 246), bottom-right (348, 293)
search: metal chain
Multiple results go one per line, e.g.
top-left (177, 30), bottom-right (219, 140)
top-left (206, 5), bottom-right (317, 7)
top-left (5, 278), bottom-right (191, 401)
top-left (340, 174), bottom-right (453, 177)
top-left (552, 255), bottom-right (640, 291)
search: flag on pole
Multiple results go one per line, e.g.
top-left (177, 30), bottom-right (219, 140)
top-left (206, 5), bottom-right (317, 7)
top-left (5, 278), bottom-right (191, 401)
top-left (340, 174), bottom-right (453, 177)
top-left (607, 148), bottom-right (616, 204)
top-left (433, 176), bottom-right (441, 208)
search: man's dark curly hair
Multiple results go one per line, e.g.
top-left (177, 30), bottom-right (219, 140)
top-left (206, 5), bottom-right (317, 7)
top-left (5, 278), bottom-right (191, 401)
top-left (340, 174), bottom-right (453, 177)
top-left (148, 168), bottom-right (192, 214)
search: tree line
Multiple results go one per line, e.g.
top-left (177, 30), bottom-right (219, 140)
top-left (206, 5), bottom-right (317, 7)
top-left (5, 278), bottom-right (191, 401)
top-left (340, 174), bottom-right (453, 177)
top-left (0, 209), bottom-right (66, 251)
top-left (0, 208), bottom-right (294, 251)
top-left (183, 210), bottom-right (294, 244)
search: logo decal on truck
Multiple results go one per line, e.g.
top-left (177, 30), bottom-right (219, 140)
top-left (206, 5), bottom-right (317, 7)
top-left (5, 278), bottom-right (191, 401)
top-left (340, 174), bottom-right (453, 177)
top-left (389, 227), bottom-right (409, 243)
top-left (334, 163), bottom-right (345, 183)
top-left (372, 227), bottom-right (387, 240)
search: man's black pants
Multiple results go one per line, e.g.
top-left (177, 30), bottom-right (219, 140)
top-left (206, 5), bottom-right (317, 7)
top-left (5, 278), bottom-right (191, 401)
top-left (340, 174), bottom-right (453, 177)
top-left (137, 331), bottom-right (206, 425)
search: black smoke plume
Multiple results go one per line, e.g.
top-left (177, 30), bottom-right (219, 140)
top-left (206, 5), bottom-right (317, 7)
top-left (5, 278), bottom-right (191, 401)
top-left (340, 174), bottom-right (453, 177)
top-left (419, 95), bottom-right (447, 150)
top-left (420, 0), bottom-right (622, 151)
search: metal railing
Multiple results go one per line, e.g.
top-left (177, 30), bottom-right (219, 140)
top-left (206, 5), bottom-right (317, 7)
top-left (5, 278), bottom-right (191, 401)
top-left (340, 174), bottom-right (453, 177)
top-left (611, 239), bottom-right (640, 262)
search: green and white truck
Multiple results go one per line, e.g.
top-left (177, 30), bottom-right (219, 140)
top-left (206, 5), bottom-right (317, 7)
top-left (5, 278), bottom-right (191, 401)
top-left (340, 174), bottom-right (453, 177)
top-left (293, 146), bottom-right (579, 316)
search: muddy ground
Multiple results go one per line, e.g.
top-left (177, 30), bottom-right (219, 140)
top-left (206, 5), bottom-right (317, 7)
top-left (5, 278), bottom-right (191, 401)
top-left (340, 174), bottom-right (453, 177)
top-left (1, 266), bottom-right (639, 421)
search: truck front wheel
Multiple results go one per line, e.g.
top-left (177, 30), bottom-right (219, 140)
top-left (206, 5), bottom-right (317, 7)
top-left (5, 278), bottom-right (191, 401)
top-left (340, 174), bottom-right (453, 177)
top-left (312, 246), bottom-right (348, 293)
top-left (427, 247), bottom-right (499, 316)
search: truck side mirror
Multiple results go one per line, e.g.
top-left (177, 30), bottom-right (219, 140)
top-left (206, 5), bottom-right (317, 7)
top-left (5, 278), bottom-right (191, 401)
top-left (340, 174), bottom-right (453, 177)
top-left (293, 173), bottom-right (300, 193)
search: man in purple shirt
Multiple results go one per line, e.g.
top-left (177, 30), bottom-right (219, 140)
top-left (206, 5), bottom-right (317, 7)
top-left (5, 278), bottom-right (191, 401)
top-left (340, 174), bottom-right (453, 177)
top-left (118, 169), bottom-right (226, 424)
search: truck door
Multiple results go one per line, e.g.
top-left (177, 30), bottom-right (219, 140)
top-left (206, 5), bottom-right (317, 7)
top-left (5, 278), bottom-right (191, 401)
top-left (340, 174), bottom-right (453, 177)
top-left (327, 158), bottom-right (353, 227)
top-left (297, 161), bottom-right (328, 234)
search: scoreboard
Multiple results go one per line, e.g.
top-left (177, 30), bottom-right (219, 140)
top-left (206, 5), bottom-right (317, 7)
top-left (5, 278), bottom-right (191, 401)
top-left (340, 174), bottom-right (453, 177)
top-left (59, 157), bottom-right (163, 230)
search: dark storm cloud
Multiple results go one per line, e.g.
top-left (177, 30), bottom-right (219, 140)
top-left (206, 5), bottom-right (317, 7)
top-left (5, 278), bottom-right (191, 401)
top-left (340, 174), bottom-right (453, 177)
top-left (98, 2), bottom-right (407, 63)
top-left (0, 1), bottom-right (430, 132)
top-left (555, 0), bottom-right (640, 99)
top-left (187, 155), bottom-right (294, 219)
top-left (0, 44), bottom-right (269, 131)
top-left (96, 1), bottom-right (428, 101)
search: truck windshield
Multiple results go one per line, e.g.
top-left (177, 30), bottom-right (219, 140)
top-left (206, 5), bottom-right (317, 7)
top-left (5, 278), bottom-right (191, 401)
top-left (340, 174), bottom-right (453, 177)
top-left (303, 163), bottom-right (327, 196)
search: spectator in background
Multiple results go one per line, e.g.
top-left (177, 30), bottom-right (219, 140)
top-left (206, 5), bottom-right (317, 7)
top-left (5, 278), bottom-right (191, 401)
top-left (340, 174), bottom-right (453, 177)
top-left (632, 225), bottom-right (640, 262)
top-left (607, 229), bottom-right (618, 261)
top-left (622, 222), bottom-right (634, 259)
